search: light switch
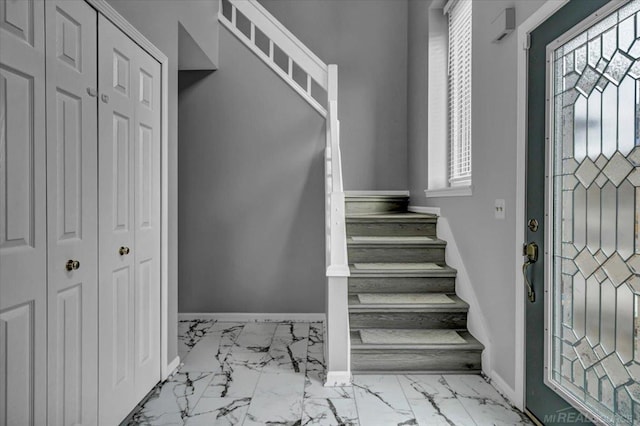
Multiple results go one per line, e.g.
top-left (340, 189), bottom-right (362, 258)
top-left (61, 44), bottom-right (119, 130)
top-left (495, 199), bottom-right (506, 220)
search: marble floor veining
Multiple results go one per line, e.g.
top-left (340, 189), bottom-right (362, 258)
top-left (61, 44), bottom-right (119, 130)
top-left (123, 320), bottom-right (532, 426)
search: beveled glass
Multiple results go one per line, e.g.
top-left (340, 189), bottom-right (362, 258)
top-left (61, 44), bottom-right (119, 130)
top-left (551, 2), bottom-right (640, 423)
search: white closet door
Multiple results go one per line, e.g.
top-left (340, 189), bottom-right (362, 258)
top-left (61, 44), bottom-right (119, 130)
top-left (97, 14), bottom-right (136, 425)
top-left (98, 14), bottom-right (161, 424)
top-left (44, 1), bottom-right (99, 424)
top-left (0, 1), bottom-right (48, 425)
top-left (133, 34), bottom-right (161, 402)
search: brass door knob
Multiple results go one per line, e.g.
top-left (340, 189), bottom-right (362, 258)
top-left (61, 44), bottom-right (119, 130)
top-left (119, 246), bottom-right (130, 256)
top-left (65, 260), bottom-right (80, 271)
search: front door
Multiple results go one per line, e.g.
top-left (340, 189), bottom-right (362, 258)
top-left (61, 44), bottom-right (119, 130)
top-left (526, 0), bottom-right (640, 424)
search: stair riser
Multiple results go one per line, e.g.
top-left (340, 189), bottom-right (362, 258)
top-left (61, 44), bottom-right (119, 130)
top-left (348, 246), bottom-right (445, 263)
top-left (346, 222), bottom-right (436, 237)
top-left (350, 311), bottom-right (467, 329)
top-left (348, 277), bottom-right (455, 294)
top-left (346, 200), bottom-right (409, 215)
top-left (351, 349), bottom-right (481, 372)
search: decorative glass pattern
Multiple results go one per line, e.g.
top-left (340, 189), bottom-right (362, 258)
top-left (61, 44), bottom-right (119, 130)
top-left (552, 2), bottom-right (640, 424)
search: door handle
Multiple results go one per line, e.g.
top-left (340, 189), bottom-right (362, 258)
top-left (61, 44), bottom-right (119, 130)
top-left (119, 246), bottom-right (130, 256)
top-left (65, 260), bottom-right (80, 271)
top-left (522, 242), bottom-right (538, 303)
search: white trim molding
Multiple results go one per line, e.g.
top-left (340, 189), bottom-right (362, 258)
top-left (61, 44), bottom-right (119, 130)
top-left (487, 371), bottom-right (520, 409)
top-left (326, 264), bottom-right (351, 277)
top-left (408, 205), bottom-right (441, 216)
top-left (514, 0), bottom-right (570, 411)
top-left (166, 357), bottom-right (181, 380)
top-left (324, 371), bottom-right (352, 387)
top-left (85, 0), bottom-right (172, 382)
top-left (85, 0), bottom-right (168, 63)
top-left (424, 185), bottom-right (472, 198)
top-left (178, 313), bottom-right (327, 322)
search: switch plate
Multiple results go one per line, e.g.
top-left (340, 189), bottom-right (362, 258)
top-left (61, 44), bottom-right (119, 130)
top-left (495, 199), bottom-right (506, 220)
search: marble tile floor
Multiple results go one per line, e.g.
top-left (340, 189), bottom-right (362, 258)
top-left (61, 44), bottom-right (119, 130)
top-left (122, 320), bottom-right (532, 426)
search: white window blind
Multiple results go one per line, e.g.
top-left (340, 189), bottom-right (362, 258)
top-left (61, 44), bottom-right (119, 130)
top-left (447, 0), bottom-right (472, 185)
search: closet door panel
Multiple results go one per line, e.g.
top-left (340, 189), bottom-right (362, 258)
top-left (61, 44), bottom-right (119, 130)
top-left (44, 1), bottom-right (98, 424)
top-left (133, 51), bottom-right (161, 402)
top-left (0, 1), bottom-right (47, 424)
top-left (97, 14), bottom-right (137, 426)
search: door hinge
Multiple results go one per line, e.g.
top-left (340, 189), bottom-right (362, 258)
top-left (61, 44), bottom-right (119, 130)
top-left (524, 33), bottom-right (531, 50)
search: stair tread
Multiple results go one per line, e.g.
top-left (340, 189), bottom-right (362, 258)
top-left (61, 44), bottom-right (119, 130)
top-left (350, 329), bottom-right (484, 350)
top-left (349, 263), bottom-right (457, 276)
top-left (347, 235), bottom-right (447, 247)
top-left (349, 293), bottom-right (468, 311)
top-left (346, 212), bottom-right (436, 220)
top-left (352, 370), bottom-right (482, 375)
top-left (350, 235), bottom-right (435, 241)
top-left (345, 194), bottom-right (409, 199)
top-left (354, 293), bottom-right (455, 304)
top-left (347, 237), bottom-right (446, 246)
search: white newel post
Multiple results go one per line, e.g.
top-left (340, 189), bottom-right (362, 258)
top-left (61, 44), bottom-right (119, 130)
top-left (325, 64), bottom-right (351, 386)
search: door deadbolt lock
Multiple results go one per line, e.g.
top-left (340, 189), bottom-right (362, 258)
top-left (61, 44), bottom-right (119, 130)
top-left (65, 260), bottom-right (80, 271)
top-left (528, 218), bottom-right (539, 232)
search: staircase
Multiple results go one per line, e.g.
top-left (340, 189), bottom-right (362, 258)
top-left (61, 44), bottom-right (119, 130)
top-left (218, 0), bottom-right (479, 380)
top-left (346, 194), bottom-right (483, 373)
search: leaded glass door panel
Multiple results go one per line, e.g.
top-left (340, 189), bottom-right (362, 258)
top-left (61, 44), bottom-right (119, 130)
top-left (543, 1), bottom-right (640, 424)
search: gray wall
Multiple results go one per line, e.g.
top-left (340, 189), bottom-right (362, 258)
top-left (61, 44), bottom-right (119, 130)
top-left (407, 0), bottom-right (430, 198)
top-left (177, 27), bottom-right (326, 313)
top-left (407, 0), bottom-right (548, 388)
top-left (105, 0), bottom-right (219, 361)
top-left (259, 0), bottom-right (409, 190)
top-left (177, 0), bottom-right (411, 312)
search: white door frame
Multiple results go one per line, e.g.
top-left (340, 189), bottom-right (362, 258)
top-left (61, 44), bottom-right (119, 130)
top-left (514, 0), bottom-right (570, 411)
top-left (84, 0), bottom-right (173, 380)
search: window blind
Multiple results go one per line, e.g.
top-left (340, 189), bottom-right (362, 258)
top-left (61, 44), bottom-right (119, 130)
top-left (447, 0), bottom-right (472, 185)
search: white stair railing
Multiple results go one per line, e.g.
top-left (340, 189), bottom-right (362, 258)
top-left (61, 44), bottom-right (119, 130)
top-left (219, 0), bottom-right (327, 115)
top-left (218, 0), bottom-right (351, 385)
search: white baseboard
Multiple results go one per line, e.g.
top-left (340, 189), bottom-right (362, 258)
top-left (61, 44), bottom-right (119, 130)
top-left (178, 312), bottom-right (326, 322)
top-left (344, 190), bottom-right (410, 197)
top-left (164, 356), bottom-right (181, 380)
top-left (436, 217), bottom-right (492, 376)
top-left (487, 370), bottom-right (519, 408)
top-left (325, 371), bottom-right (352, 387)
top-left (408, 205), bottom-right (441, 216)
